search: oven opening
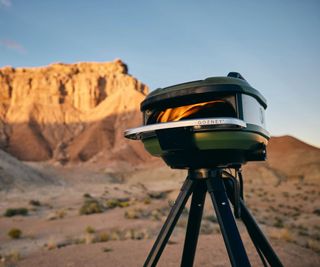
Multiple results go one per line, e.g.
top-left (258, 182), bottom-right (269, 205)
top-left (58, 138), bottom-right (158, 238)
top-left (146, 97), bottom-right (237, 124)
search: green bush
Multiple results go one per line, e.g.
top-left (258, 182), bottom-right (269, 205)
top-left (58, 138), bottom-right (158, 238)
top-left (8, 228), bottom-right (22, 239)
top-left (4, 208), bottom-right (28, 217)
top-left (79, 199), bottom-right (103, 215)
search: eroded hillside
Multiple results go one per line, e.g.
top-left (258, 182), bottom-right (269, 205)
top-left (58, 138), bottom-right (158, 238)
top-left (0, 59), bottom-right (150, 165)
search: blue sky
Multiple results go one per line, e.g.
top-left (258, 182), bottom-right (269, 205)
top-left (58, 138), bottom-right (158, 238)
top-left (1, 0), bottom-right (319, 147)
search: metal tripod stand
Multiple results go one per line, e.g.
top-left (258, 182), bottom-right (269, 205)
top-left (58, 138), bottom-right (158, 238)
top-left (143, 168), bottom-right (284, 267)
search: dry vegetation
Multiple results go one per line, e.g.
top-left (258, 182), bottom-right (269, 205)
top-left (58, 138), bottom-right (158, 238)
top-left (244, 178), bottom-right (320, 254)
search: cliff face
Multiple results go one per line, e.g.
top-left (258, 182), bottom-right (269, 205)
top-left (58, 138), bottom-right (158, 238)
top-left (0, 59), bottom-right (150, 165)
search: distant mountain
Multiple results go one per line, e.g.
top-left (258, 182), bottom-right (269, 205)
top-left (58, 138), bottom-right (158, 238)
top-left (0, 59), bottom-right (150, 166)
top-left (266, 135), bottom-right (320, 181)
top-left (243, 135), bottom-right (320, 183)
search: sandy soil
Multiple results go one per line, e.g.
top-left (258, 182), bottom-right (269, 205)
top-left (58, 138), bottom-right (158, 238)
top-left (15, 236), bottom-right (320, 267)
top-left (0, 164), bottom-right (319, 267)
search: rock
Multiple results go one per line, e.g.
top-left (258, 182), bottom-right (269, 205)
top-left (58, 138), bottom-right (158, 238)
top-left (46, 212), bottom-right (59, 221)
top-left (0, 59), bottom-right (150, 166)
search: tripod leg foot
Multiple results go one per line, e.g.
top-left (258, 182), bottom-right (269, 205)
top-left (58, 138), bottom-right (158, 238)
top-left (240, 200), bottom-right (284, 267)
top-left (180, 180), bottom-right (207, 267)
top-left (143, 178), bottom-right (194, 267)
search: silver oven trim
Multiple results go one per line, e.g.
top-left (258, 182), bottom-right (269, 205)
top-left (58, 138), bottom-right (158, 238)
top-left (124, 118), bottom-right (246, 140)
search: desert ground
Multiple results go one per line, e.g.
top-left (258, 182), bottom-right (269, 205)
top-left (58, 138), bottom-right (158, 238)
top-left (0, 162), bottom-right (319, 267)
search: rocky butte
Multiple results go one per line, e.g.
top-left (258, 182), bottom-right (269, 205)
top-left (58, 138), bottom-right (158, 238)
top-left (0, 59), bottom-right (151, 166)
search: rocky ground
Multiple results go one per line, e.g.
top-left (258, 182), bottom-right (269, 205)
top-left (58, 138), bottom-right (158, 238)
top-left (0, 163), bottom-right (319, 267)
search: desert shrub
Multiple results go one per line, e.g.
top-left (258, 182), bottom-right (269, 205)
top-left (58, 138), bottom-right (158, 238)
top-left (84, 233), bottom-right (95, 244)
top-left (98, 232), bottom-right (110, 242)
top-left (129, 229), bottom-right (146, 240)
top-left (313, 232), bottom-right (320, 241)
top-left (85, 226), bottom-right (96, 234)
top-left (268, 206), bottom-right (277, 212)
top-left (46, 238), bottom-right (57, 250)
top-left (306, 239), bottom-right (320, 253)
top-left (29, 199), bottom-right (41, 206)
top-left (118, 201), bottom-right (130, 208)
top-left (273, 217), bottom-right (284, 228)
top-left (8, 228), bottom-right (22, 239)
top-left (298, 229), bottom-right (309, 236)
top-left (0, 250), bottom-right (21, 262)
top-left (313, 209), bottom-right (320, 216)
top-left (105, 198), bottom-right (130, 209)
top-left (148, 191), bottom-right (166, 199)
top-left (204, 214), bottom-right (218, 223)
top-left (44, 238), bottom-right (73, 250)
top-left (124, 208), bottom-right (144, 219)
top-left (105, 199), bottom-right (119, 209)
top-left (4, 208), bottom-right (28, 217)
top-left (282, 192), bottom-right (289, 198)
top-left (292, 211), bottom-right (301, 219)
top-left (200, 221), bottom-right (215, 235)
top-left (102, 247), bottom-right (113, 253)
top-left (79, 199), bottom-right (103, 215)
top-left (269, 228), bottom-right (294, 242)
top-left (124, 207), bottom-right (167, 221)
top-left (150, 209), bottom-right (163, 221)
top-left (56, 210), bottom-right (66, 219)
top-left (110, 229), bottom-right (123, 241)
top-left (141, 197), bottom-right (150, 205)
top-left (279, 228), bottom-right (294, 242)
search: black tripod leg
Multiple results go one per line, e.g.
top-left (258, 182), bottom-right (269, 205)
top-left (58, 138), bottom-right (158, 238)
top-left (206, 173), bottom-right (251, 267)
top-left (180, 180), bottom-right (207, 267)
top-left (224, 179), bottom-right (284, 267)
top-left (240, 201), bottom-right (284, 267)
top-left (143, 177), bottom-right (195, 267)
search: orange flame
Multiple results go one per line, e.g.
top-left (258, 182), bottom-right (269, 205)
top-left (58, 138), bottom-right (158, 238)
top-left (156, 100), bottom-right (225, 123)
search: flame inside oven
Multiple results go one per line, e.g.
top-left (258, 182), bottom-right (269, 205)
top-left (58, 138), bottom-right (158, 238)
top-left (156, 99), bottom-right (236, 123)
